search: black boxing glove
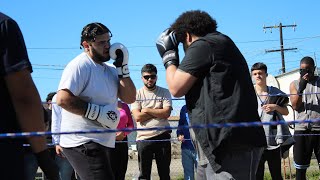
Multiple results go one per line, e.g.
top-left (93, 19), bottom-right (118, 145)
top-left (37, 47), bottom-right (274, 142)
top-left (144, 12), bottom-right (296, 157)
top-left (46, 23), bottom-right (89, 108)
top-left (156, 29), bottom-right (180, 69)
top-left (298, 78), bottom-right (308, 95)
top-left (35, 149), bottom-right (59, 180)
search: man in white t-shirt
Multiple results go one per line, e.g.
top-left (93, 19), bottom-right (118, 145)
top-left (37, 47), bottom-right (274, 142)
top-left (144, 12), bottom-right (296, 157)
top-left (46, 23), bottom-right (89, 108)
top-left (131, 64), bottom-right (172, 180)
top-left (56, 22), bottom-right (136, 180)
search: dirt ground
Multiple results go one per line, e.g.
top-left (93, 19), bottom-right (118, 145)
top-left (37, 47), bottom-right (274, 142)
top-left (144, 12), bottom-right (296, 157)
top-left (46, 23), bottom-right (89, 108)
top-left (125, 158), bottom-right (183, 180)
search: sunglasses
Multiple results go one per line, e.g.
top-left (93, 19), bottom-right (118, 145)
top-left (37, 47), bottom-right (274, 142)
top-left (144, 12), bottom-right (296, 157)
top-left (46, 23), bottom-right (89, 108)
top-left (299, 68), bottom-right (312, 76)
top-left (143, 75), bottom-right (157, 80)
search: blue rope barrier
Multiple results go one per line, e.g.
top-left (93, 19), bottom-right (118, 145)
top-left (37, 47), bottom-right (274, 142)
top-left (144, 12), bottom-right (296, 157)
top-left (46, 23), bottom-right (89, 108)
top-left (1, 118), bottom-right (320, 139)
top-left (22, 132), bottom-right (320, 147)
top-left (42, 92), bottom-right (320, 105)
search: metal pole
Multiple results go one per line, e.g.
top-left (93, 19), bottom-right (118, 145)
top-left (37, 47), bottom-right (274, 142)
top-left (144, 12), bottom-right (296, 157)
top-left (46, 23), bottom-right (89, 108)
top-left (279, 23), bottom-right (286, 73)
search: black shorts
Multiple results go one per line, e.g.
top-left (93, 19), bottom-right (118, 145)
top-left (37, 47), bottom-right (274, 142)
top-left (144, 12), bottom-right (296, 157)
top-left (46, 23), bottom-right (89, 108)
top-left (293, 130), bottom-right (320, 169)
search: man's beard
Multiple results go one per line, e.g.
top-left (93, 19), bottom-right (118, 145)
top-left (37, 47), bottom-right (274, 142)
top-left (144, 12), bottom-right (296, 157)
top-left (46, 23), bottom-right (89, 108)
top-left (144, 82), bottom-right (156, 90)
top-left (92, 46), bottom-right (110, 62)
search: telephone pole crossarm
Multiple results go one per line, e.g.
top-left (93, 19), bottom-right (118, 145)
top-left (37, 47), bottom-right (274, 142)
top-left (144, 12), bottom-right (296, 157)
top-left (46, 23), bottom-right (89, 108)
top-left (265, 48), bottom-right (297, 53)
top-left (263, 24), bottom-right (297, 29)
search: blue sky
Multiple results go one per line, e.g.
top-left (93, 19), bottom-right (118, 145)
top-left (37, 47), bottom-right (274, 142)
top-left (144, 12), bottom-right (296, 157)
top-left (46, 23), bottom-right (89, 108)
top-left (2, 1), bottom-right (320, 102)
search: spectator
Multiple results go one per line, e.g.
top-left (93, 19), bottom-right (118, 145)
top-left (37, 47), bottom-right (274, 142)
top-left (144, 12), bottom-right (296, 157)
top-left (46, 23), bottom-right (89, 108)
top-left (51, 93), bottom-right (77, 180)
top-left (289, 56), bottom-right (320, 180)
top-left (177, 105), bottom-right (197, 180)
top-left (251, 62), bottom-right (294, 180)
top-left (24, 92), bottom-right (58, 180)
top-left (110, 101), bottom-right (135, 180)
top-left (131, 64), bottom-right (172, 180)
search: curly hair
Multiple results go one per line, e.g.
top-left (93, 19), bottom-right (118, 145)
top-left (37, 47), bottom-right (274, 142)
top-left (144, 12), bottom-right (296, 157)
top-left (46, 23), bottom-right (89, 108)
top-left (170, 10), bottom-right (217, 43)
top-left (80, 22), bottom-right (112, 49)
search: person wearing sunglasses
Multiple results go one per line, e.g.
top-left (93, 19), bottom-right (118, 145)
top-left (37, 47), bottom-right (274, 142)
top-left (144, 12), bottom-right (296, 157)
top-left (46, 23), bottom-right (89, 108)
top-left (289, 56), bottom-right (320, 180)
top-left (131, 64), bottom-right (173, 180)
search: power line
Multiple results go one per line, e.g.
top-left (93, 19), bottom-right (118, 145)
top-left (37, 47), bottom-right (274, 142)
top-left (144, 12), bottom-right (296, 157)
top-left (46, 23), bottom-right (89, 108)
top-left (26, 35), bottom-right (320, 50)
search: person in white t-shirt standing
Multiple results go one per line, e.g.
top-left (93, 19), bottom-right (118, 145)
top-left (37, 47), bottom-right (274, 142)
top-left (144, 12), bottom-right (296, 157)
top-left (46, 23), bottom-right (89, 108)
top-left (51, 93), bottom-right (76, 180)
top-left (56, 22), bottom-right (136, 180)
top-left (131, 64), bottom-right (173, 180)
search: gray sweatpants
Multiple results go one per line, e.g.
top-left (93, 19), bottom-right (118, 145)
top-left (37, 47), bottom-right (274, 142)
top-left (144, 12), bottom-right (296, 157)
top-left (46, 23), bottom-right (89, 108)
top-left (195, 146), bottom-right (264, 180)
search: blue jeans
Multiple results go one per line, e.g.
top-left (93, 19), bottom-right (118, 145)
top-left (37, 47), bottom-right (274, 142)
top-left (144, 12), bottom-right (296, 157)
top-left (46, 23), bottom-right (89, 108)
top-left (24, 151), bottom-right (39, 180)
top-left (56, 155), bottom-right (74, 180)
top-left (181, 148), bottom-right (197, 180)
top-left (24, 149), bottom-right (75, 180)
top-left (24, 151), bottom-right (73, 180)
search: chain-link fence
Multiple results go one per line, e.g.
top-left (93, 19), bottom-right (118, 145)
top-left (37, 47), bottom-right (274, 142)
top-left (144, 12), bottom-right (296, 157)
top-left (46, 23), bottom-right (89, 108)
top-left (33, 98), bottom-right (320, 179)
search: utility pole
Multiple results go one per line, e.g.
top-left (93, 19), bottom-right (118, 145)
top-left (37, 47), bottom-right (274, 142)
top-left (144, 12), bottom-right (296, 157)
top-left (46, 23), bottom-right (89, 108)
top-left (263, 23), bottom-right (297, 74)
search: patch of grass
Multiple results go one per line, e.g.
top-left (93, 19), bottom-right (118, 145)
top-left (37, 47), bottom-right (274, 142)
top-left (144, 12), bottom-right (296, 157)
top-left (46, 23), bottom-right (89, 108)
top-left (262, 158), bottom-right (320, 179)
top-left (174, 176), bottom-right (184, 180)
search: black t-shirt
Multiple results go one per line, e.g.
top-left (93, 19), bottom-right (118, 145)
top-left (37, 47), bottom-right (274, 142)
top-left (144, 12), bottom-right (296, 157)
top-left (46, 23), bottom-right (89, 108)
top-left (0, 12), bottom-right (32, 135)
top-left (178, 32), bottom-right (266, 170)
top-left (179, 32), bottom-right (261, 125)
top-left (178, 37), bottom-right (211, 111)
top-left (0, 12), bottom-right (32, 178)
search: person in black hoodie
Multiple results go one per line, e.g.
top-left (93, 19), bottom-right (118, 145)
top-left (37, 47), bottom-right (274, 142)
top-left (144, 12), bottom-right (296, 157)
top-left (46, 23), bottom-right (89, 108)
top-left (156, 10), bottom-right (267, 179)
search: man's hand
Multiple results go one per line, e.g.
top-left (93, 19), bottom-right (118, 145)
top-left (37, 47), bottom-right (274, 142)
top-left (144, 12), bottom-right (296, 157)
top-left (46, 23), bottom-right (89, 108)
top-left (178, 135), bottom-right (185, 142)
top-left (298, 78), bottom-right (308, 95)
top-left (116, 131), bottom-right (126, 141)
top-left (141, 108), bottom-right (149, 114)
top-left (55, 145), bottom-right (65, 158)
top-left (261, 104), bottom-right (277, 113)
top-left (156, 29), bottom-right (179, 69)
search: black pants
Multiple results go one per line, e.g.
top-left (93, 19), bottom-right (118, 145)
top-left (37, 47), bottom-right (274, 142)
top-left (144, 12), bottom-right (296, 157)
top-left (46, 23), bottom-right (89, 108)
top-left (256, 147), bottom-right (283, 180)
top-left (293, 130), bottom-right (320, 168)
top-left (0, 141), bottom-right (24, 180)
top-left (293, 130), bottom-right (320, 180)
top-left (137, 132), bottom-right (171, 180)
top-left (110, 137), bottom-right (128, 180)
top-left (62, 141), bottom-right (114, 180)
